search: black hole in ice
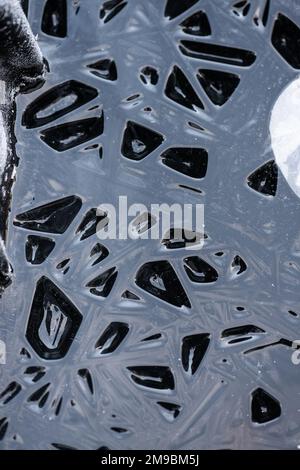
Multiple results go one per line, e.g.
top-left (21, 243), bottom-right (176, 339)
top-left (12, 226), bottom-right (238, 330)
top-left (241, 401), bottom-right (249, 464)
top-left (22, 81), bottom-right (98, 129)
top-left (88, 59), bottom-right (117, 81)
top-left (231, 255), bottom-right (247, 276)
top-left (56, 259), bottom-right (70, 270)
top-left (161, 147), bottom-right (208, 178)
top-left (179, 41), bottom-right (256, 67)
top-left (197, 69), bottom-right (240, 106)
top-left (136, 260), bottom-right (191, 308)
top-left (222, 325), bottom-right (265, 340)
top-left (165, 65), bottom-right (204, 111)
top-left (164, 0), bottom-right (199, 20)
top-left (288, 310), bottom-right (298, 317)
top-left (251, 388), bottom-right (281, 424)
top-left (184, 256), bottom-right (218, 283)
top-left (141, 333), bottom-right (162, 342)
top-left (236, 306), bottom-right (245, 311)
top-left (111, 427), bottom-right (128, 434)
top-left (232, 1), bottom-right (251, 18)
top-left (140, 66), bottom-right (159, 86)
top-left (20, 348), bottom-right (31, 359)
top-left (131, 212), bottom-right (156, 236)
top-left (78, 369), bottom-right (94, 395)
top-left (262, 0), bottom-right (270, 27)
top-left (121, 121), bottom-right (164, 161)
top-left (162, 228), bottom-right (203, 250)
top-left (0, 382), bottom-right (22, 405)
top-left (54, 397), bottom-right (63, 416)
top-left (76, 208), bottom-right (108, 241)
top-left (24, 366), bottom-right (46, 383)
top-left (28, 383), bottom-right (50, 408)
top-left (25, 235), bottom-right (55, 265)
top-left (0, 418), bottom-right (8, 441)
top-left (86, 267), bottom-right (118, 297)
top-left (215, 251), bottom-right (224, 257)
top-left (178, 184), bottom-right (203, 194)
top-left (181, 333), bottom-right (210, 375)
top-left (125, 94), bottom-right (141, 102)
top-left (121, 290), bottom-right (140, 300)
top-left (244, 338), bottom-right (293, 355)
top-left (188, 121), bottom-right (205, 132)
top-left (42, 0), bottom-right (67, 38)
top-left (157, 402), bottom-right (181, 420)
top-left (100, 0), bottom-right (127, 24)
top-left (52, 443), bottom-right (78, 451)
top-left (14, 196), bottom-right (82, 234)
top-left (26, 277), bottom-right (83, 360)
top-left (40, 115), bottom-right (104, 152)
top-left (247, 160), bottom-right (278, 196)
top-left (127, 366), bottom-right (175, 390)
top-left (94, 322), bottom-right (129, 355)
top-left (180, 11), bottom-right (211, 36)
top-left (272, 14), bottom-right (300, 69)
top-left (90, 243), bottom-right (109, 266)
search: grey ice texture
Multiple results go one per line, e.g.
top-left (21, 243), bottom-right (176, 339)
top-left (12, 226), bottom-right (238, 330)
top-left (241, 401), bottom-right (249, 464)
top-left (1, 0), bottom-right (300, 450)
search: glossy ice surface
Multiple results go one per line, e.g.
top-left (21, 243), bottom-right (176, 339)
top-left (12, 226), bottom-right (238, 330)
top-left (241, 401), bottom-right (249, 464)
top-left (1, 0), bottom-right (300, 450)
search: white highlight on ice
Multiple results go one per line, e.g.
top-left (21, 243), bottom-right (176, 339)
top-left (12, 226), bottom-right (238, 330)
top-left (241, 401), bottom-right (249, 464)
top-left (270, 77), bottom-right (300, 198)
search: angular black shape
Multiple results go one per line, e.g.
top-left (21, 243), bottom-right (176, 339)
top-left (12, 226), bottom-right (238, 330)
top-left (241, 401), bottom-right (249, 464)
top-left (272, 14), bottom-right (300, 69)
top-left (40, 115), bottom-right (104, 152)
top-left (140, 66), bottom-right (159, 86)
top-left (231, 255), bottom-right (247, 276)
top-left (179, 41), bottom-right (256, 67)
top-left (90, 243), bottom-right (109, 266)
top-left (127, 366), bottom-right (175, 390)
top-left (0, 382), bottom-right (22, 405)
top-left (88, 59), bottom-right (117, 81)
top-left (232, 1), bottom-right (251, 18)
top-left (251, 388), bottom-right (281, 424)
top-left (182, 334), bottom-right (210, 374)
top-left (165, 66), bottom-right (204, 111)
top-left (222, 325), bottom-right (265, 345)
top-left (95, 322), bottom-right (129, 354)
top-left (111, 427), bottom-right (128, 433)
top-left (157, 401), bottom-right (181, 420)
top-left (184, 256), bottom-right (218, 283)
top-left (180, 11), bottom-right (211, 36)
top-left (78, 369), bottom-right (94, 395)
top-left (52, 443), bottom-right (78, 450)
top-left (0, 417), bottom-right (8, 441)
top-left (121, 121), bottom-right (164, 161)
top-left (161, 147), bottom-right (208, 178)
top-left (162, 228), bottom-right (205, 250)
top-left (164, 0), bottom-right (199, 20)
top-left (14, 196), bottom-right (82, 234)
top-left (76, 208), bottom-right (108, 241)
top-left (28, 383), bottom-right (51, 409)
top-left (100, 0), bottom-right (127, 23)
top-left (86, 267), bottom-right (118, 297)
top-left (42, 0), bottom-right (67, 38)
top-left (197, 69), bottom-right (240, 106)
top-left (121, 290), bottom-right (140, 300)
top-left (136, 260), bottom-right (191, 308)
top-left (24, 366), bottom-right (46, 383)
top-left (25, 235), bottom-right (55, 265)
top-left (247, 160), bottom-right (278, 196)
top-left (26, 277), bottom-right (83, 360)
top-left (141, 333), bottom-right (162, 342)
top-left (22, 81), bottom-right (98, 129)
